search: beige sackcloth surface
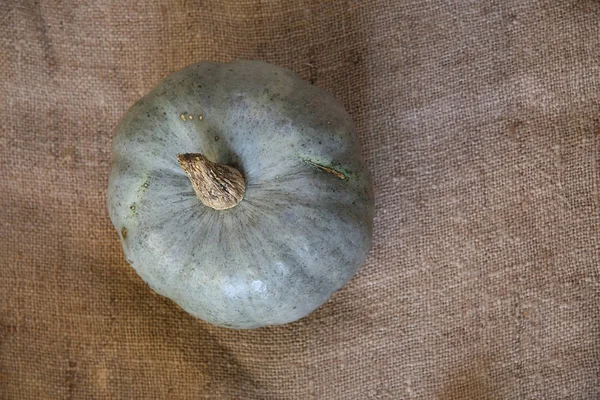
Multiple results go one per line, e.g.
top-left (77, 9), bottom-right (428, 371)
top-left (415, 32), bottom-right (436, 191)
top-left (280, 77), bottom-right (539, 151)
top-left (1, 1), bottom-right (599, 399)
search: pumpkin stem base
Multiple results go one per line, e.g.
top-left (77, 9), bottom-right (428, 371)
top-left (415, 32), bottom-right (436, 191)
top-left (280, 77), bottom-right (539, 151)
top-left (177, 153), bottom-right (246, 210)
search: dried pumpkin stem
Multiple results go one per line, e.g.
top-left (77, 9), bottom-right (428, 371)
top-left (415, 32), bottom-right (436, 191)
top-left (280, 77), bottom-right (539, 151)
top-left (177, 153), bottom-right (246, 210)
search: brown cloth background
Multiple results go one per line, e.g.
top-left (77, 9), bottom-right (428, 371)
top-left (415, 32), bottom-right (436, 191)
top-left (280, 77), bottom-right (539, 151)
top-left (1, 0), bottom-right (599, 399)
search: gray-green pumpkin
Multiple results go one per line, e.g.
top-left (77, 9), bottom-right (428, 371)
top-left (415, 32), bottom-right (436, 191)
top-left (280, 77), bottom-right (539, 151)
top-left (107, 60), bottom-right (374, 329)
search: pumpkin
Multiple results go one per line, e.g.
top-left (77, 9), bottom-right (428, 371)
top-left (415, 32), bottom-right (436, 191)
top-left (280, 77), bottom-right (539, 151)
top-left (107, 60), bottom-right (374, 329)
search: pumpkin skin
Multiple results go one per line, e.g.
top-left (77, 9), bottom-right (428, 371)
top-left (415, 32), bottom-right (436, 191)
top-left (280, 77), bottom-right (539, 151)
top-left (108, 60), bottom-right (374, 329)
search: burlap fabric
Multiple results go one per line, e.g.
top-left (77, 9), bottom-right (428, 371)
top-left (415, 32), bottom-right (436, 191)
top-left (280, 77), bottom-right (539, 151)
top-left (1, 1), bottom-right (599, 398)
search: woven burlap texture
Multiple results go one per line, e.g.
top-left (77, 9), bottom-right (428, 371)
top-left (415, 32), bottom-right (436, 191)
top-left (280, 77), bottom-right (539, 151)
top-left (1, 1), bottom-right (599, 399)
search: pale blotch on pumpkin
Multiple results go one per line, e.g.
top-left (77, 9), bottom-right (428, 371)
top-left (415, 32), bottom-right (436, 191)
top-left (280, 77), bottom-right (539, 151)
top-left (251, 280), bottom-right (267, 293)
